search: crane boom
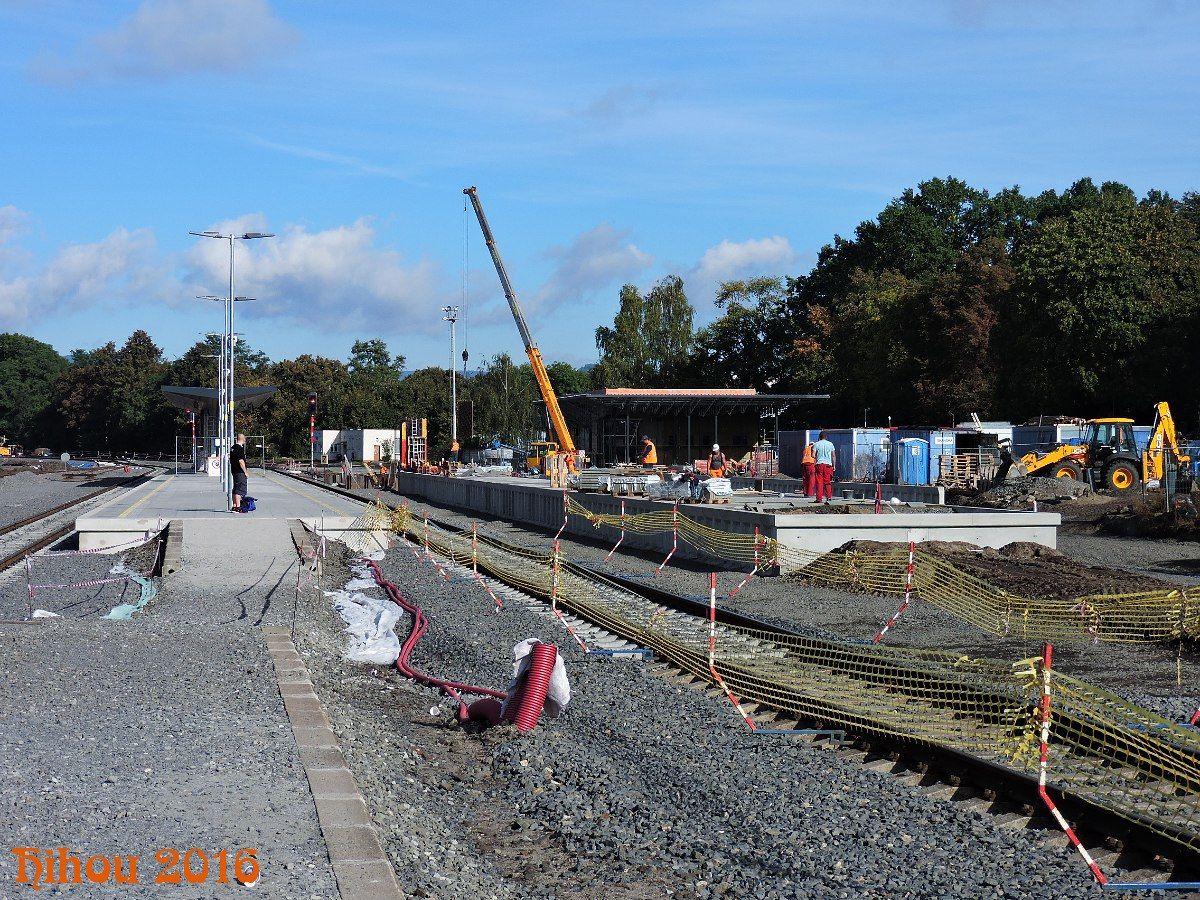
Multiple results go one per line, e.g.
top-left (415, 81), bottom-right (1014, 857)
top-left (463, 186), bottom-right (577, 456)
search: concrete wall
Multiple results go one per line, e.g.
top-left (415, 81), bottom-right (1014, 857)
top-left (393, 472), bottom-right (1057, 567)
top-left (394, 472), bottom-right (772, 561)
top-left (774, 510), bottom-right (1060, 556)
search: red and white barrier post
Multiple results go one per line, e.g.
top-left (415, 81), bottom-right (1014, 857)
top-left (873, 538), bottom-right (916, 644)
top-left (549, 539), bottom-right (589, 652)
top-left (470, 522), bottom-right (503, 610)
top-left (1037, 643), bottom-right (1108, 885)
top-left (553, 490), bottom-right (569, 543)
top-left (603, 500), bottom-right (626, 563)
top-left (728, 527), bottom-right (761, 599)
top-left (655, 505), bottom-right (678, 576)
top-left (708, 572), bottom-right (757, 730)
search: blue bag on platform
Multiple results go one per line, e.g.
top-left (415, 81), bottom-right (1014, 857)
top-left (242, 497), bottom-right (257, 512)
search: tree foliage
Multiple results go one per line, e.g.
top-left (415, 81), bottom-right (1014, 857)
top-left (0, 333), bottom-right (68, 446)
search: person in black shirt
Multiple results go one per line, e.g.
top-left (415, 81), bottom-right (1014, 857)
top-left (230, 433), bottom-right (249, 512)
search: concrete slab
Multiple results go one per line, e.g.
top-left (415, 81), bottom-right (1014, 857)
top-left (392, 470), bottom-right (1059, 568)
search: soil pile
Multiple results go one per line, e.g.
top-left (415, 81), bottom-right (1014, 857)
top-left (975, 476), bottom-right (1092, 508)
top-left (829, 539), bottom-right (1180, 599)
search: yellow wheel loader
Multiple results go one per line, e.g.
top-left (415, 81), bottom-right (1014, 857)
top-left (1001, 402), bottom-right (1190, 493)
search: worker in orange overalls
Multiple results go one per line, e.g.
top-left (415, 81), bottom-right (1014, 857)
top-left (708, 444), bottom-right (729, 478)
top-left (801, 441), bottom-right (816, 498)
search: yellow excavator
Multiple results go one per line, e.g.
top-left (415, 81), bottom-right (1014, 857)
top-left (1005, 401), bottom-right (1190, 492)
top-left (465, 186), bottom-right (579, 474)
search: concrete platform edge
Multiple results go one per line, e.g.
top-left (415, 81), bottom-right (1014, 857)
top-left (261, 626), bottom-right (404, 900)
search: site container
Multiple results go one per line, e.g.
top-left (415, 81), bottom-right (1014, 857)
top-left (1011, 424), bottom-right (1083, 458)
top-left (895, 438), bottom-right (930, 485)
top-left (824, 428), bottom-right (892, 482)
top-left (956, 421), bottom-right (1013, 444)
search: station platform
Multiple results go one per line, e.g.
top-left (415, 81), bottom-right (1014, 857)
top-left (87, 468), bottom-right (368, 520)
top-left (76, 469), bottom-right (371, 552)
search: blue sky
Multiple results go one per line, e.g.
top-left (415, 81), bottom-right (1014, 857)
top-left (2, 1), bottom-right (1198, 370)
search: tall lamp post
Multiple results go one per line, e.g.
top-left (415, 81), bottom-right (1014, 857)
top-left (190, 229), bottom-right (273, 509)
top-left (442, 305), bottom-right (459, 451)
top-left (308, 392), bottom-right (318, 473)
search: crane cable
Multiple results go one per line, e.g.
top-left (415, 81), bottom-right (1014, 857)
top-left (461, 196), bottom-right (469, 375)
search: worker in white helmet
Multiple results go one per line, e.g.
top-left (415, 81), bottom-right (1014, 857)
top-left (708, 443), bottom-right (729, 478)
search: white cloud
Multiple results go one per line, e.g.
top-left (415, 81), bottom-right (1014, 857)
top-left (686, 236), bottom-right (796, 308)
top-left (575, 86), bottom-right (664, 125)
top-left (184, 215), bottom-right (451, 335)
top-left (0, 206), bottom-right (27, 246)
top-left (527, 224), bottom-right (653, 314)
top-left (31, 0), bottom-right (298, 84)
top-left (0, 223), bottom-right (168, 327)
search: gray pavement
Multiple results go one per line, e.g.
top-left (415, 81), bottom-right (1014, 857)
top-left (0, 481), bottom-right (350, 897)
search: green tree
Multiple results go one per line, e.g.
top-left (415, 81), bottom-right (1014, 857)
top-left (0, 334), bottom-right (68, 446)
top-left (264, 354), bottom-right (350, 458)
top-left (594, 276), bottom-right (695, 387)
top-left (1002, 197), bottom-right (1200, 416)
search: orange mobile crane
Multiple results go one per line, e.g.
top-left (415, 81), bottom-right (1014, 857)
top-left (464, 186), bottom-right (578, 473)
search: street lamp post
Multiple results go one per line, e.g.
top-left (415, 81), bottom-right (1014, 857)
top-left (190, 230), bottom-right (273, 509)
top-left (442, 306), bottom-right (459, 450)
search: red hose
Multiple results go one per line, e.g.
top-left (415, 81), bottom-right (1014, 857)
top-left (362, 558), bottom-right (506, 721)
top-left (506, 642), bottom-right (557, 732)
top-left (1190, 707), bottom-right (1200, 727)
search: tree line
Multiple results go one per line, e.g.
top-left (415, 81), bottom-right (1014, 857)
top-left (598, 177), bottom-right (1200, 429)
top-left (2, 175), bottom-right (1197, 457)
top-left (0, 331), bottom-right (591, 458)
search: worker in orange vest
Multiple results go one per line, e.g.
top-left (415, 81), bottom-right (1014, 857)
top-left (640, 435), bottom-right (657, 468)
top-left (801, 441), bottom-right (816, 498)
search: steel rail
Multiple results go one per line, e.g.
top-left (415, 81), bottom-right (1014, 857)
top-left (0, 469), bottom-right (155, 573)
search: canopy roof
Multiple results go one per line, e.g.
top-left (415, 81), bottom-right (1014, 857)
top-left (160, 385), bottom-right (277, 414)
top-left (558, 388), bottom-right (828, 418)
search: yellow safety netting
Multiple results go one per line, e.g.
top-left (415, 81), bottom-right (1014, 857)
top-left (564, 496), bottom-right (1200, 644)
top-left (373, 502), bottom-right (1200, 857)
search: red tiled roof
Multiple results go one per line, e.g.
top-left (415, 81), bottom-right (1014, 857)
top-left (597, 388), bottom-right (758, 397)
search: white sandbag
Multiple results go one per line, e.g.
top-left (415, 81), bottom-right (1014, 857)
top-left (499, 638), bottom-right (571, 720)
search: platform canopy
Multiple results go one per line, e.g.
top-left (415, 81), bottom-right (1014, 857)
top-left (557, 387), bottom-right (828, 418)
top-left (160, 385), bottom-right (277, 414)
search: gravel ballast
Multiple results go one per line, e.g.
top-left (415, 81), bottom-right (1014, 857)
top-left (295, 537), bottom-right (1115, 900)
top-left (338, 485), bottom-right (1199, 724)
top-left (0, 469), bottom-right (136, 530)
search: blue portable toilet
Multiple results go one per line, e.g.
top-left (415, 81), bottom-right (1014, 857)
top-left (896, 438), bottom-right (930, 485)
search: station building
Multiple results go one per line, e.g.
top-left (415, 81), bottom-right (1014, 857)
top-left (557, 388), bottom-right (827, 467)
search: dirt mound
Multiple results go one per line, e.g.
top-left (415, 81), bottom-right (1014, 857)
top-left (975, 476), bottom-right (1092, 508)
top-left (828, 538), bottom-right (1178, 599)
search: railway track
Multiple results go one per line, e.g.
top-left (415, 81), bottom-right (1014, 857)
top-left (0, 469), bottom-right (156, 574)
top-left (285, 471), bottom-right (1200, 888)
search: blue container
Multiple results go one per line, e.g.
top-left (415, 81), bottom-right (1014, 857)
top-left (824, 428), bottom-right (893, 482)
top-left (896, 438), bottom-right (930, 485)
top-left (894, 428), bottom-right (957, 484)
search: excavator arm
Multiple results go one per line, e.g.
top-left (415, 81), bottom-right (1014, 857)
top-left (464, 186), bottom-right (577, 456)
top-left (1144, 401), bottom-right (1190, 482)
